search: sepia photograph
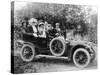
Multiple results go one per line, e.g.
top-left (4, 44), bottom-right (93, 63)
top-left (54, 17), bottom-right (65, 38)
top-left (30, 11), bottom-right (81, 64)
top-left (11, 1), bottom-right (97, 74)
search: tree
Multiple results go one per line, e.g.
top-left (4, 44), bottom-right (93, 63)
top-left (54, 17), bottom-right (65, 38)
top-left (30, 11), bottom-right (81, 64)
top-left (13, 2), bottom-right (97, 43)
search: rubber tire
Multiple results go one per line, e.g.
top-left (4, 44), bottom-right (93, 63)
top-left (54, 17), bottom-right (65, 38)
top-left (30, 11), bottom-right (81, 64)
top-left (73, 48), bottom-right (90, 68)
top-left (20, 44), bottom-right (35, 62)
top-left (49, 36), bottom-right (66, 56)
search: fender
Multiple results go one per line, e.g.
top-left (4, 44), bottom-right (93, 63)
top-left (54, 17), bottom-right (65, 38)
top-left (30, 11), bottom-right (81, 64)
top-left (67, 40), bottom-right (94, 60)
top-left (16, 39), bottom-right (37, 47)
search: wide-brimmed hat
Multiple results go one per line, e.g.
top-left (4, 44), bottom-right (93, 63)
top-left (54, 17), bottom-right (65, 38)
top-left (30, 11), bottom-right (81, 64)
top-left (28, 18), bottom-right (37, 23)
top-left (39, 22), bottom-right (44, 25)
top-left (38, 22), bottom-right (44, 27)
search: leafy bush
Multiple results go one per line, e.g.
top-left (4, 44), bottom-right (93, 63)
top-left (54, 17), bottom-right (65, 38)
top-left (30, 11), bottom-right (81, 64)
top-left (12, 2), bottom-right (97, 43)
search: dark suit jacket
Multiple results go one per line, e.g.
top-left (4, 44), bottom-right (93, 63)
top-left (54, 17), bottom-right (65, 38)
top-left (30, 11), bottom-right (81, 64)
top-left (26, 25), bottom-right (33, 33)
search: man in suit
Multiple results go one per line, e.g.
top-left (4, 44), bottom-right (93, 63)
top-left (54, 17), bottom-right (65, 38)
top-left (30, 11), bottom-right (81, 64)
top-left (55, 23), bottom-right (61, 32)
top-left (28, 18), bottom-right (38, 37)
top-left (22, 18), bottom-right (38, 42)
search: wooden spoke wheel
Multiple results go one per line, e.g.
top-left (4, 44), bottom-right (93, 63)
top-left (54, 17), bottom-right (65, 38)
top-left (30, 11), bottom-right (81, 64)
top-left (50, 37), bottom-right (66, 56)
top-left (20, 44), bottom-right (35, 62)
top-left (73, 48), bottom-right (90, 68)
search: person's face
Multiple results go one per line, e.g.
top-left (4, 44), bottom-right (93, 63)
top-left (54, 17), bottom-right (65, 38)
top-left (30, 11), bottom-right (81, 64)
top-left (45, 21), bottom-right (48, 25)
top-left (56, 23), bottom-right (60, 28)
top-left (23, 23), bottom-right (27, 28)
top-left (56, 25), bottom-right (59, 28)
top-left (77, 25), bottom-right (81, 29)
top-left (48, 25), bottom-right (53, 30)
top-left (39, 24), bottom-right (44, 29)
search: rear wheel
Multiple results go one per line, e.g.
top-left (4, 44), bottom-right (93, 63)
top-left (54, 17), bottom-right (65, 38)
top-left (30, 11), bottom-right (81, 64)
top-left (50, 37), bottom-right (66, 56)
top-left (20, 44), bottom-right (35, 62)
top-left (73, 48), bottom-right (90, 68)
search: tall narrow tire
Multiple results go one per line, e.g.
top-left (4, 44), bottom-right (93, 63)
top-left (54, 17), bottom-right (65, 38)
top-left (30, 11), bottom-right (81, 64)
top-left (49, 37), bottom-right (66, 57)
top-left (20, 44), bottom-right (35, 62)
top-left (73, 48), bottom-right (90, 68)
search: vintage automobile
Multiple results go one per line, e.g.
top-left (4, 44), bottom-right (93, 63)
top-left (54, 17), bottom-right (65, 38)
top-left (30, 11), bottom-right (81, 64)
top-left (16, 28), bottom-right (96, 68)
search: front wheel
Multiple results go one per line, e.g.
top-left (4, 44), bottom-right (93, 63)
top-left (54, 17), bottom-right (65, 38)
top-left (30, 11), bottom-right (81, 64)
top-left (73, 48), bottom-right (90, 68)
top-left (20, 44), bottom-right (35, 62)
top-left (49, 37), bottom-right (66, 56)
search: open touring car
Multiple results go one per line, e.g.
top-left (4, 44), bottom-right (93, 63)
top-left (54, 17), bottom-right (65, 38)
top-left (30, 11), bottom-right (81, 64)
top-left (15, 28), bottom-right (96, 68)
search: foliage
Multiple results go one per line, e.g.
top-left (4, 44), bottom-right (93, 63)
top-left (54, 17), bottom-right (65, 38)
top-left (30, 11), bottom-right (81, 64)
top-left (12, 2), bottom-right (97, 43)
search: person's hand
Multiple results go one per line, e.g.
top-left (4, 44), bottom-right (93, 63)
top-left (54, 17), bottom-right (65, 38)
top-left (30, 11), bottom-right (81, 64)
top-left (33, 33), bottom-right (38, 37)
top-left (55, 33), bottom-right (60, 36)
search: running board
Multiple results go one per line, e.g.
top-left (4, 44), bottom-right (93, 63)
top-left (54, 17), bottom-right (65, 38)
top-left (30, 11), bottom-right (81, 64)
top-left (35, 55), bottom-right (69, 59)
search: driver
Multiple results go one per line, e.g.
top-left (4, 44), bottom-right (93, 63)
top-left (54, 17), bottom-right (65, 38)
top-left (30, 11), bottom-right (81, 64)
top-left (55, 23), bottom-right (61, 32)
top-left (55, 23), bottom-right (61, 36)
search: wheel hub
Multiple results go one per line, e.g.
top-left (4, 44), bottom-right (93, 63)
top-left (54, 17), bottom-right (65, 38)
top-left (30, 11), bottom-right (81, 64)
top-left (75, 51), bottom-right (88, 65)
top-left (51, 40), bottom-right (63, 54)
top-left (22, 46), bottom-right (33, 59)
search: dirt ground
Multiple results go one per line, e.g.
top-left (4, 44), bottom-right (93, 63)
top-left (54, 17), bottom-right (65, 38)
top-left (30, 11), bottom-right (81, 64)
top-left (12, 43), bottom-right (97, 74)
top-left (13, 54), bottom-right (97, 74)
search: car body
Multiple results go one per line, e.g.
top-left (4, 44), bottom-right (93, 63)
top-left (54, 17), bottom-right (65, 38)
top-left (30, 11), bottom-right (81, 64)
top-left (17, 29), bottom-right (96, 68)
